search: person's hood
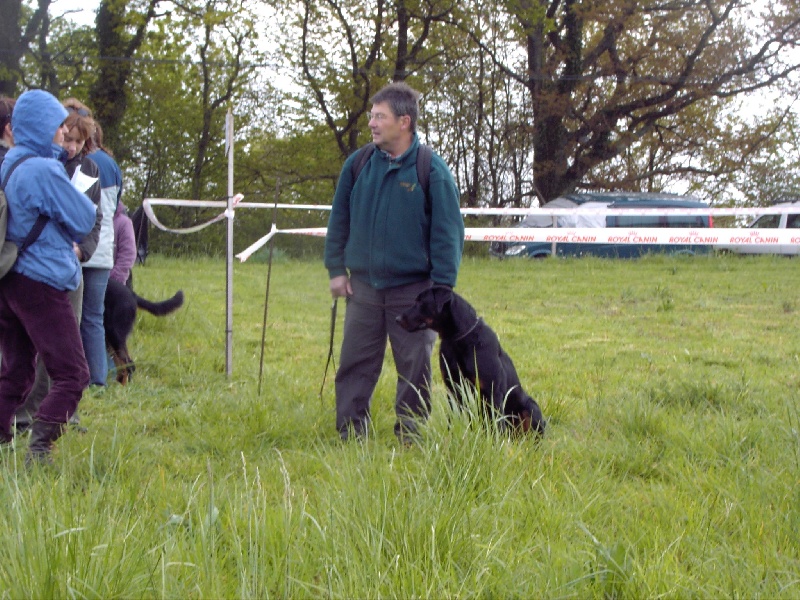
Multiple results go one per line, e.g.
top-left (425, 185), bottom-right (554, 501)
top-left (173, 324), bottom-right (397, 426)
top-left (11, 89), bottom-right (68, 159)
top-left (115, 200), bottom-right (127, 216)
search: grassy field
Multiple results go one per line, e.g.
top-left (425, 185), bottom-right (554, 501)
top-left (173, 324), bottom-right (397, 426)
top-left (1, 252), bottom-right (799, 598)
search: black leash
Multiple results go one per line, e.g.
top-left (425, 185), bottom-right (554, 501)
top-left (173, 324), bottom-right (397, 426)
top-left (319, 297), bottom-right (338, 403)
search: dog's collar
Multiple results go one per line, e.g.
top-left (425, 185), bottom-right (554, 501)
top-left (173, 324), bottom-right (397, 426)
top-left (453, 317), bottom-right (481, 342)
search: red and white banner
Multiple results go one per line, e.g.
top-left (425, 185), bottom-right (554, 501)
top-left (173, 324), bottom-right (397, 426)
top-left (462, 227), bottom-right (798, 245)
top-left (140, 198), bottom-right (799, 263)
top-left (233, 226), bottom-right (799, 262)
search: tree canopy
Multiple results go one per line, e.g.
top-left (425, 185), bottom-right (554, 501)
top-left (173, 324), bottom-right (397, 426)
top-left (1, 0), bottom-right (799, 253)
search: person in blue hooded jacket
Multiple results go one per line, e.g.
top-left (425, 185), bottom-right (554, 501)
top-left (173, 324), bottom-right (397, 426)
top-left (0, 89), bottom-right (96, 464)
top-left (13, 104), bottom-right (103, 433)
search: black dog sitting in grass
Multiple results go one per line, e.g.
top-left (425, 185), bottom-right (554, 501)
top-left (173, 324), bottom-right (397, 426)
top-left (397, 285), bottom-right (545, 435)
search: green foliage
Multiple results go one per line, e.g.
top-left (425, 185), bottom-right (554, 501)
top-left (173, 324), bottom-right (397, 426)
top-left (119, 0), bottom-right (266, 201)
top-left (122, 27), bottom-right (202, 199)
top-left (9, 0), bottom-right (799, 256)
top-left (2, 254), bottom-right (800, 597)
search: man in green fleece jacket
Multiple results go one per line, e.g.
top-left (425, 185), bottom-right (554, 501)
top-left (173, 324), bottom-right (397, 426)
top-left (324, 82), bottom-right (464, 442)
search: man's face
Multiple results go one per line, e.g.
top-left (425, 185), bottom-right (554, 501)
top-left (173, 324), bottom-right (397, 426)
top-left (369, 101), bottom-right (408, 153)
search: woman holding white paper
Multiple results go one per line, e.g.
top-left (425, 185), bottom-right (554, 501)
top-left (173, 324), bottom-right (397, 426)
top-left (63, 98), bottom-right (115, 389)
top-left (62, 109), bottom-right (102, 263)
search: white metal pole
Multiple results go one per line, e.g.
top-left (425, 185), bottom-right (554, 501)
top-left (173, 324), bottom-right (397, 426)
top-left (225, 109), bottom-right (234, 377)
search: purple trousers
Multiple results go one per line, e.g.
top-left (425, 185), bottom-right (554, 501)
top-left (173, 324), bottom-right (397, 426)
top-left (0, 272), bottom-right (89, 438)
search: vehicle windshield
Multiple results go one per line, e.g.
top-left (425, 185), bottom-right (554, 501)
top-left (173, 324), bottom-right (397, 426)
top-left (750, 214), bottom-right (781, 228)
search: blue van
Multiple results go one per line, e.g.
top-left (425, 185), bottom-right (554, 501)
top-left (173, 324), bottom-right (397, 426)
top-left (489, 192), bottom-right (714, 259)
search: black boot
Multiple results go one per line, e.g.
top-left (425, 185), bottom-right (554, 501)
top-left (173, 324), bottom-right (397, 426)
top-left (25, 421), bottom-right (65, 466)
top-left (68, 412), bottom-right (87, 434)
top-left (0, 426), bottom-right (12, 450)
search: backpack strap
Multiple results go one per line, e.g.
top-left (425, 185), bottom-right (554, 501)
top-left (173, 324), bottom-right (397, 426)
top-left (416, 144), bottom-right (432, 214)
top-left (18, 215), bottom-right (50, 253)
top-left (0, 154), bottom-right (34, 191)
top-left (350, 142), bottom-right (433, 211)
top-left (350, 143), bottom-right (376, 183)
top-left (0, 155), bottom-right (49, 253)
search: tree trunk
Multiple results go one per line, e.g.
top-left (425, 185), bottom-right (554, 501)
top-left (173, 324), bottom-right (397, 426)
top-left (0, 0), bottom-right (50, 96)
top-left (89, 0), bottom-right (158, 156)
top-left (0, 0), bottom-right (23, 96)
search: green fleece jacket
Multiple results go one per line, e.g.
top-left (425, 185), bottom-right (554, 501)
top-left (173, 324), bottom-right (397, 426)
top-left (325, 135), bottom-right (464, 289)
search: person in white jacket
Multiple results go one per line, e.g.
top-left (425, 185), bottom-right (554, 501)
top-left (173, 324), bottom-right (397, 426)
top-left (63, 98), bottom-right (118, 387)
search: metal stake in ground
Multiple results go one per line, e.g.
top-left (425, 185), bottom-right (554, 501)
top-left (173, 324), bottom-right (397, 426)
top-left (258, 181), bottom-right (280, 395)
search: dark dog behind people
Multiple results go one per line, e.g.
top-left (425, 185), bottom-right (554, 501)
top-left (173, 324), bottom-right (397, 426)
top-left (104, 278), bottom-right (184, 385)
top-left (397, 286), bottom-right (545, 435)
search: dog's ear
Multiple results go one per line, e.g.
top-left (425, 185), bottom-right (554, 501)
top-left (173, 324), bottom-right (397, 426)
top-left (432, 285), bottom-right (453, 313)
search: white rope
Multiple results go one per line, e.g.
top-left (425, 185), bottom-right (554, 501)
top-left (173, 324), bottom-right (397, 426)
top-left (144, 198), bottom-right (800, 217)
top-left (139, 197), bottom-right (799, 262)
top-left (142, 194), bottom-right (243, 234)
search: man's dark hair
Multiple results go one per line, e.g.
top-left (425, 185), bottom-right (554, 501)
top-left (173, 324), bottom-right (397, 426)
top-left (0, 96), bottom-right (16, 135)
top-left (371, 82), bottom-right (421, 133)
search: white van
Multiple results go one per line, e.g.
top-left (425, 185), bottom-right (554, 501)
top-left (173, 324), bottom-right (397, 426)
top-left (715, 201), bottom-right (800, 256)
top-left (489, 192), bottom-right (713, 259)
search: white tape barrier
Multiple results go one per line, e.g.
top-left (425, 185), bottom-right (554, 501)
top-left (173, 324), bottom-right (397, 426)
top-left (233, 226), bottom-right (800, 262)
top-left (462, 227), bottom-right (799, 245)
top-left (140, 198), bottom-right (799, 262)
top-left (462, 206), bottom-right (799, 216)
top-left (144, 199), bottom-right (328, 211)
top-left (144, 198), bottom-right (800, 217)
top-left (236, 227), bottom-right (327, 261)
top-left (142, 194), bottom-right (244, 234)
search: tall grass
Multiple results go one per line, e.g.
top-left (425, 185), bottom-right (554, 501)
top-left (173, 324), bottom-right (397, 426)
top-left (1, 252), bottom-right (799, 598)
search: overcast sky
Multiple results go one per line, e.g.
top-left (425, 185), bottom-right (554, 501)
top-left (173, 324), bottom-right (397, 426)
top-left (53, 0), bottom-right (99, 27)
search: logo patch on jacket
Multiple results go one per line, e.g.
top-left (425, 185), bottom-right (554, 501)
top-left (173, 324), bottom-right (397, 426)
top-left (400, 181), bottom-right (418, 193)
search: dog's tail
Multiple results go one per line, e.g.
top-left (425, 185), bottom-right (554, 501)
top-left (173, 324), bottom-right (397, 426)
top-left (135, 290), bottom-right (184, 316)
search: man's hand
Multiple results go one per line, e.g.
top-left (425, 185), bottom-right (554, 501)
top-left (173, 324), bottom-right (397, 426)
top-left (329, 275), bottom-right (353, 298)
